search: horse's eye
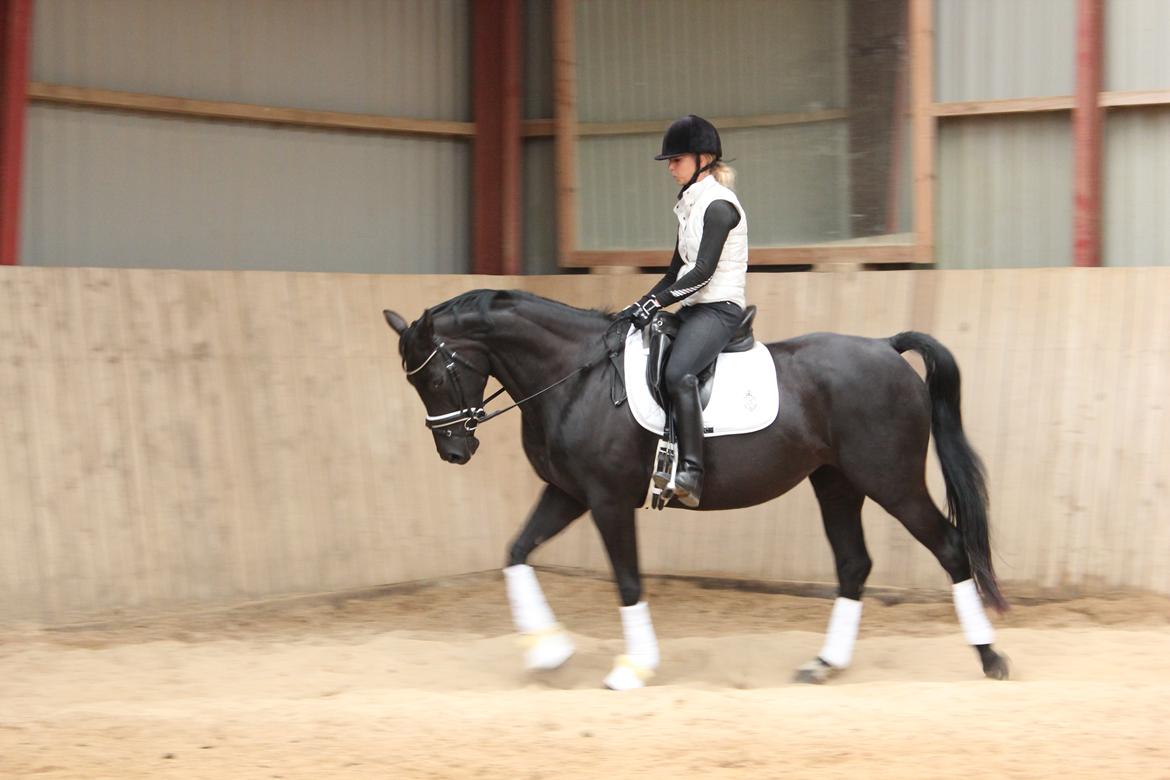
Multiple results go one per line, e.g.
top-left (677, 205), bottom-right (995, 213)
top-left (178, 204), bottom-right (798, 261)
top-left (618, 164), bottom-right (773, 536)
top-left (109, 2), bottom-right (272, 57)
top-left (430, 376), bottom-right (443, 390)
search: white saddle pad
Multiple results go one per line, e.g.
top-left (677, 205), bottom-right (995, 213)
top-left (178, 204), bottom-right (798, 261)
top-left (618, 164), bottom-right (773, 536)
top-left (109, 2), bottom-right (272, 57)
top-left (622, 326), bottom-right (779, 438)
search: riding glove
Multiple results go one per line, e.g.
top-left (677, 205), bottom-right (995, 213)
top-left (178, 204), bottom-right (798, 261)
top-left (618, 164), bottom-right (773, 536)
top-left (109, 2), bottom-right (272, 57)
top-left (620, 293), bottom-right (665, 330)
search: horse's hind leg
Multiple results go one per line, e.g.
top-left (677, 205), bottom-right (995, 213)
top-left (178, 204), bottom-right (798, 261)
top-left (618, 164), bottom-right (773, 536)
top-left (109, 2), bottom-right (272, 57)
top-left (877, 487), bottom-right (1010, 680)
top-left (504, 484), bottom-right (586, 671)
top-left (795, 466), bottom-right (870, 684)
top-left (591, 501), bottom-right (659, 691)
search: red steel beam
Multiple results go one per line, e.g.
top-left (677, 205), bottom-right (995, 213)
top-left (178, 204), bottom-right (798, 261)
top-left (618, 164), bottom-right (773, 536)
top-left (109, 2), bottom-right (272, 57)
top-left (1072, 0), bottom-right (1103, 267)
top-left (1, 0), bottom-right (32, 266)
top-left (472, 0), bottom-right (522, 275)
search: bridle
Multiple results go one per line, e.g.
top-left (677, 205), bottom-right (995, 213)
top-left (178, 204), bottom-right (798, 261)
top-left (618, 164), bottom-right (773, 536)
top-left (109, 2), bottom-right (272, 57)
top-left (403, 319), bottom-right (628, 437)
top-left (404, 340), bottom-right (503, 435)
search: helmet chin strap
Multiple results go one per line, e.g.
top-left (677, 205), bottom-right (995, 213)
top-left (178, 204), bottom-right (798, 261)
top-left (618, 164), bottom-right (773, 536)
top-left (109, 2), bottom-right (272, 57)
top-left (677, 153), bottom-right (719, 199)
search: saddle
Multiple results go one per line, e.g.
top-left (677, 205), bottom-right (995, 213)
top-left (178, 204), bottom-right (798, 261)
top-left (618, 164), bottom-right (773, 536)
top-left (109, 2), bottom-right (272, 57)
top-left (645, 305), bottom-right (757, 410)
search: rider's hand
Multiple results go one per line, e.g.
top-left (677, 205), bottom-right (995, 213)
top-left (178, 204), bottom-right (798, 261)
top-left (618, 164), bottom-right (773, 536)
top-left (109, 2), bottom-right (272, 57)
top-left (620, 293), bottom-right (664, 330)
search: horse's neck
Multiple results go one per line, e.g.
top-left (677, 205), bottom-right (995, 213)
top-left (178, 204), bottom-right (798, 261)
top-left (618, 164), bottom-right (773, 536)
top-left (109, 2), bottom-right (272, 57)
top-left (478, 303), bottom-right (606, 400)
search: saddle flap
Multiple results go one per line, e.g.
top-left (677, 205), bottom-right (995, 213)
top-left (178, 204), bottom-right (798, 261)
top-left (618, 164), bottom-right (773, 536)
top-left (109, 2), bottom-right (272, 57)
top-left (623, 325), bottom-right (779, 439)
top-left (644, 305), bottom-right (757, 409)
top-left (645, 313), bottom-right (677, 410)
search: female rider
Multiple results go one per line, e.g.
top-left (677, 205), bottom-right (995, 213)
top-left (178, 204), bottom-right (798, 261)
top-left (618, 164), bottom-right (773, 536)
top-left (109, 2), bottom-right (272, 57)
top-left (621, 114), bottom-right (748, 508)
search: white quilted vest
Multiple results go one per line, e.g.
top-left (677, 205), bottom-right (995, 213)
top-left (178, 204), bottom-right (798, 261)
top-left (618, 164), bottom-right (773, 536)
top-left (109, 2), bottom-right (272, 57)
top-left (673, 175), bottom-right (749, 309)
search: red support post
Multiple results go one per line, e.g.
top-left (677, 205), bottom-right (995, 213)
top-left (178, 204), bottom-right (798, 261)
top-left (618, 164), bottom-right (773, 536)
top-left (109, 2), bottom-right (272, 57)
top-left (1072, 0), bottom-right (1103, 267)
top-left (0, 0), bottom-right (32, 266)
top-left (472, 0), bottom-right (523, 275)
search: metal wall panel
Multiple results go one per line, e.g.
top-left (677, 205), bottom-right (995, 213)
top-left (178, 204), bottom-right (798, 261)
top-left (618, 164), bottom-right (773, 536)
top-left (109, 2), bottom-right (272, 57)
top-left (32, 0), bottom-right (471, 120)
top-left (937, 114), bottom-right (1073, 268)
top-left (1105, 0), bottom-right (1170, 92)
top-left (524, 0), bottom-right (553, 120)
top-left (575, 0), bottom-right (846, 123)
top-left (521, 0), bottom-right (556, 272)
top-left (1101, 0), bottom-right (1170, 266)
top-left (25, 1), bottom-right (472, 273)
top-left (578, 124), bottom-right (850, 251)
top-left (22, 105), bottom-right (471, 273)
top-left (522, 139), bottom-right (558, 273)
top-left (1104, 108), bottom-right (1170, 267)
top-left (936, 0), bottom-right (1075, 102)
top-left (572, 0), bottom-right (848, 250)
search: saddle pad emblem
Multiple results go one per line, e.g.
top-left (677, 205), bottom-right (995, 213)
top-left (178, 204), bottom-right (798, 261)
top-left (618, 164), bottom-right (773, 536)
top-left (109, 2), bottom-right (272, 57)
top-left (623, 327), bottom-right (779, 438)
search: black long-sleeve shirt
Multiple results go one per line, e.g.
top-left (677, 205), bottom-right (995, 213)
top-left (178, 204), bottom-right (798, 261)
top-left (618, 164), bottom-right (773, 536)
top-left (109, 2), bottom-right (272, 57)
top-left (648, 199), bottom-right (741, 304)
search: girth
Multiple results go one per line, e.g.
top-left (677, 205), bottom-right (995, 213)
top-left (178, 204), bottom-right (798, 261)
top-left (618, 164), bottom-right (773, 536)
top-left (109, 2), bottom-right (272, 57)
top-left (645, 305), bottom-right (757, 410)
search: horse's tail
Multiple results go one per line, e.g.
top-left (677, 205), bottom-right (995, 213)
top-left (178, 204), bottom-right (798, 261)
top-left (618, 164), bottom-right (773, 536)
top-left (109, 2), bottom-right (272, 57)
top-left (887, 331), bottom-right (1007, 613)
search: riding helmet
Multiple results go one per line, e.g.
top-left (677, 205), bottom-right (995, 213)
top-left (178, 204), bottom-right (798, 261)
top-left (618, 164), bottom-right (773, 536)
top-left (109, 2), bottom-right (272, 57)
top-left (654, 114), bottom-right (722, 161)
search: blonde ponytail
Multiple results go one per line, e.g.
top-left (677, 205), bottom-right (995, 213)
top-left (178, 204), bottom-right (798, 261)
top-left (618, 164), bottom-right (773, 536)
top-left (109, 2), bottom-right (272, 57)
top-left (711, 162), bottom-right (736, 190)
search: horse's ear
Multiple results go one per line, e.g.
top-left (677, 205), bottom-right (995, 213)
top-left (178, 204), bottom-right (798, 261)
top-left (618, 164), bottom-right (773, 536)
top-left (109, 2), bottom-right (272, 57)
top-left (383, 309), bottom-right (409, 334)
top-left (418, 308), bottom-right (434, 335)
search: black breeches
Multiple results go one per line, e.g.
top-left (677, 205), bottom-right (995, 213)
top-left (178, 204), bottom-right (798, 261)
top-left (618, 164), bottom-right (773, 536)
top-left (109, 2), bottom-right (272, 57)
top-left (663, 301), bottom-right (744, 397)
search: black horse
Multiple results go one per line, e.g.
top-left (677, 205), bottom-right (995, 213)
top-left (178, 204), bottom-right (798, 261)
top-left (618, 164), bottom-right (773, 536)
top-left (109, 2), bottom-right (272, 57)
top-left (384, 289), bottom-right (1009, 687)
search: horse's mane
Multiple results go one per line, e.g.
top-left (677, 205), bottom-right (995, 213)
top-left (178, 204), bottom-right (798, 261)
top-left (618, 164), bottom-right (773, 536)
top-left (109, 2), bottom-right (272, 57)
top-left (429, 288), bottom-right (612, 329)
top-left (399, 288), bottom-right (613, 364)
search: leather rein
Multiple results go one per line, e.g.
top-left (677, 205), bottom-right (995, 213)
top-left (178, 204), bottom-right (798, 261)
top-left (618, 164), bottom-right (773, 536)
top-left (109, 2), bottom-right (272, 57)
top-left (403, 319), bottom-right (628, 436)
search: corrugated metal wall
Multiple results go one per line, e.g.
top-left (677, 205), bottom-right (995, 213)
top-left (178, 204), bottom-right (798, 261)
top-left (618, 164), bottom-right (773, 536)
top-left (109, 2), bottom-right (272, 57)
top-left (573, 0), bottom-right (849, 250)
top-left (1102, 1), bottom-right (1170, 267)
top-left (32, 0), bottom-right (469, 119)
top-left (935, 0), bottom-right (1075, 269)
top-left (1104, 108), bottom-right (1170, 267)
top-left (938, 114), bottom-right (1073, 268)
top-left (522, 0), bottom-right (557, 274)
top-left (1106, 0), bottom-right (1170, 92)
top-left (23, 0), bottom-right (472, 273)
top-left (936, 0), bottom-right (1075, 102)
top-left (936, 0), bottom-right (1170, 269)
top-left (20, 1), bottom-right (1170, 273)
top-left (575, 0), bottom-right (846, 121)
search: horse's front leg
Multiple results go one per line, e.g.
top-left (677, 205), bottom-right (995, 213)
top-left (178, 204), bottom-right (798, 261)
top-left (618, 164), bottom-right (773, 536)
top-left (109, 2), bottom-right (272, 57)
top-left (591, 501), bottom-right (660, 690)
top-left (504, 483), bottom-right (586, 671)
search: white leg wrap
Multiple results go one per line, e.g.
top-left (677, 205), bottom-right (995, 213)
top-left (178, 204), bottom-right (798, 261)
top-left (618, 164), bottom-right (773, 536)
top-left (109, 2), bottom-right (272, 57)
top-left (818, 597), bottom-right (863, 668)
top-left (604, 601), bottom-right (659, 691)
top-left (953, 579), bottom-right (996, 645)
top-left (619, 601), bottom-right (660, 667)
top-left (503, 564), bottom-right (556, 633)
top-left (505, 565), bottom-right (573, 670)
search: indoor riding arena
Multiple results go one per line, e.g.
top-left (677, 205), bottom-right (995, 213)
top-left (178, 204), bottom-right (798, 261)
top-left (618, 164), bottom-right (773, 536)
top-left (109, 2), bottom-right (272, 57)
top-left (3, 2), bottom-right (1169, 779)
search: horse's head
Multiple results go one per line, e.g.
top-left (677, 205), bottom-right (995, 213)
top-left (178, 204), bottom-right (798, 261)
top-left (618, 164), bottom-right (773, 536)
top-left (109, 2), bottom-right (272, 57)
top-left (384, 307), bottom-right (488, 465)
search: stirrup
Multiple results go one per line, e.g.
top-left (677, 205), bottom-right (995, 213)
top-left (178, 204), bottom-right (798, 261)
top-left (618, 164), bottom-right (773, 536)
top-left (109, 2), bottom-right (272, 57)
top-left (648, 438), bottom-right (677, 510)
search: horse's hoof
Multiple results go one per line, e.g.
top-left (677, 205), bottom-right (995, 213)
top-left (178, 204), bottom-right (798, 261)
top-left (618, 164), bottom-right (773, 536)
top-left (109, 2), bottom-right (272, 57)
top-left (983, 652), bottom-right (1011, 681)
top-left (603, 655), bottom-right (655, 691)
top-left (793, 658), bottom-right (837, 685)
top-left (521, 628), bottom-right (575, 671)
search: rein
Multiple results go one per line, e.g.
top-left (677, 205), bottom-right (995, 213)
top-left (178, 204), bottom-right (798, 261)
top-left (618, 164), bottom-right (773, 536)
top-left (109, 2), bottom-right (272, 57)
top-left (405, 318), bottom-right (629, 434)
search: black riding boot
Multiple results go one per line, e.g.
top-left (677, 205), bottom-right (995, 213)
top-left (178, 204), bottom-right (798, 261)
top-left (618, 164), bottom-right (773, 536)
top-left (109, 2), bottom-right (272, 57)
top-left (669, 374), bottom-right (705, 508)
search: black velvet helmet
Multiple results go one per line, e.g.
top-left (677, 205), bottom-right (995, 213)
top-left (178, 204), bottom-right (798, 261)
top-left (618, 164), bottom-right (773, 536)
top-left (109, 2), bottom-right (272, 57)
top-left (654, 114), bottom-right (722, 161)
